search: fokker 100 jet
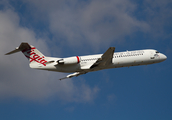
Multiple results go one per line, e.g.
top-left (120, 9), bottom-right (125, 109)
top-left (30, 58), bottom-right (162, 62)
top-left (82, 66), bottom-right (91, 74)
top-left (5, 43), bottom-right (167, 80)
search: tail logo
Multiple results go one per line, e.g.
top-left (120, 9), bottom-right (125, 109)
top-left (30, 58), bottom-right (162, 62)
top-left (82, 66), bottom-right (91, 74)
top-left (23, 47), bottom-right (47, 66)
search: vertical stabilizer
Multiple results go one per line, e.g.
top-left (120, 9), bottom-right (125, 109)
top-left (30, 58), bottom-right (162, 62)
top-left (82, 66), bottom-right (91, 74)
top-left (5, 42), bottom-right (47, 66)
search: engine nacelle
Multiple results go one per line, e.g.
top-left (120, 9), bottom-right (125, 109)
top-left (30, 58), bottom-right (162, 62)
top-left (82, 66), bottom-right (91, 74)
top-left (57, 56), bottom-right (80, 65)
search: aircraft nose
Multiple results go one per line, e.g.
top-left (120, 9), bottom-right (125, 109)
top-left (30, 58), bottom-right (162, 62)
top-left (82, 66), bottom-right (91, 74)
top-left (161, 54), bottom-right (167, 61)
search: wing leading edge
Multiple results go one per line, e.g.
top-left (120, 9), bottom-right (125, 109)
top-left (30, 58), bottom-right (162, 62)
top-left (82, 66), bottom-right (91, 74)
top-left (90, 47), bottom-right (115, 69)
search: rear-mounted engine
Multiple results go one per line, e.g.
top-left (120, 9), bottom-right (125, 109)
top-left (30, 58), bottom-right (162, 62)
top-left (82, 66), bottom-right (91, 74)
top-left (57, 56), bottom-right (80, 65)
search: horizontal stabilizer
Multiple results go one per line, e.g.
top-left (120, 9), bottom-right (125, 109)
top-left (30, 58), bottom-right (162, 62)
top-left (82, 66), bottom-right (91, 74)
top-left (5, 47), bottom-right (20, 55)
top-left (5, 42), bottom-right (31, 55)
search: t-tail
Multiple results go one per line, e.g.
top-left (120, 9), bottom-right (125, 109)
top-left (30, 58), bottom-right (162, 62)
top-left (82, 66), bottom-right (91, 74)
top-left (5, 42), bottom-right (47, 67)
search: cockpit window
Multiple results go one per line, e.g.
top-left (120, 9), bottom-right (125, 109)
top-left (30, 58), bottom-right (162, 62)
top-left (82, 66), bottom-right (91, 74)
top-left (156, 51), bottom-right (159, 53)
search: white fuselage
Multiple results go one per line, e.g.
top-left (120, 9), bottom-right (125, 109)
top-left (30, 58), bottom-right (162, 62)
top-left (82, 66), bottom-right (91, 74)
top-left (6, 43), bottom-right (167, 80)
top-left (32, 49), bottom-right (167, 73)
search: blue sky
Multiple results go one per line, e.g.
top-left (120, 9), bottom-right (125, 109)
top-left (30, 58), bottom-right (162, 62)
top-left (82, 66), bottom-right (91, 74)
top-left (0, 0), bottom-right (172, 120)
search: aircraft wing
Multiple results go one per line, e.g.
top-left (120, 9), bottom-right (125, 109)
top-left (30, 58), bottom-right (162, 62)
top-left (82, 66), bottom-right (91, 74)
top-left (60, 47), bottom-right (115, 80)
top-left (59, 72), bottom-right (87, 80)
top-left (90, 47), bottom-right (115, 69)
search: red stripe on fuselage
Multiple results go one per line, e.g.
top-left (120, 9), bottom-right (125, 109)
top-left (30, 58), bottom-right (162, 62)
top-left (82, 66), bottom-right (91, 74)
top-left (76, 56), bottom-right (80, 63)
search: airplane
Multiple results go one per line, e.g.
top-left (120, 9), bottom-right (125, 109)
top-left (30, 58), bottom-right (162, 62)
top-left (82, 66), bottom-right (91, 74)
top-left (5, 42), bottom-right (167, 80)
